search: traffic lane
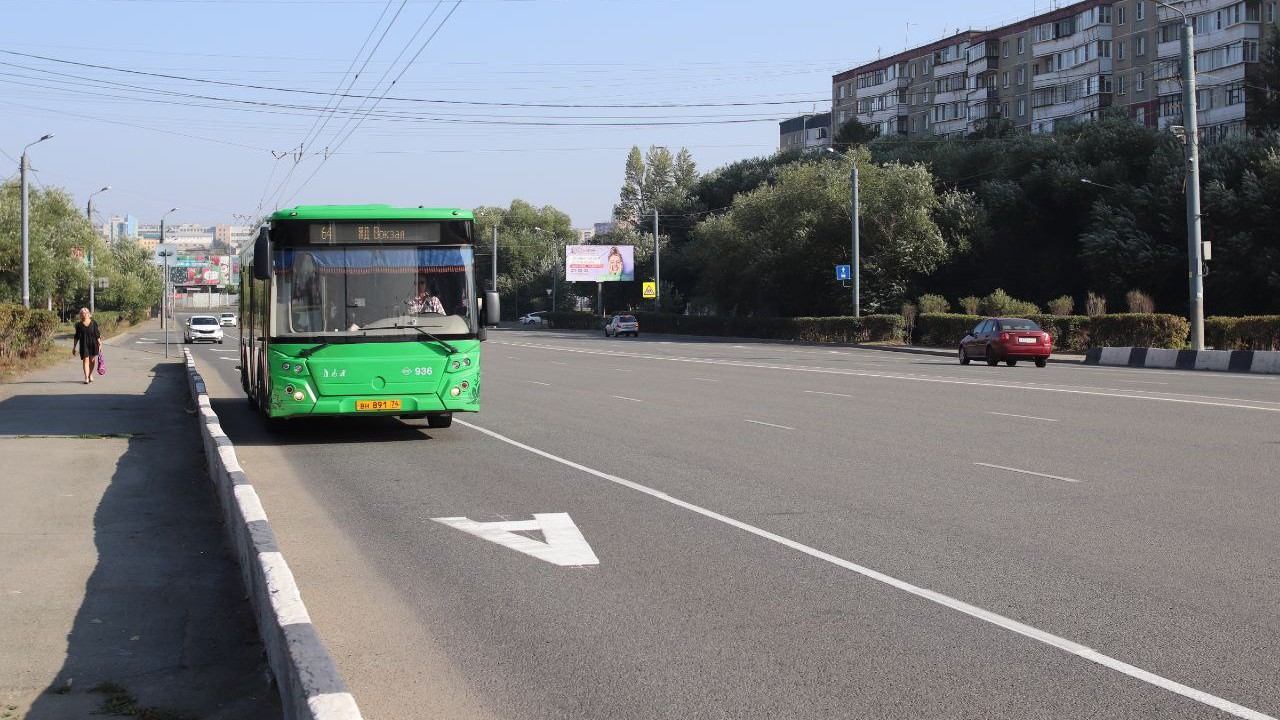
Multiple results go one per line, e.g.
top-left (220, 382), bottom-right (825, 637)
top-left (189, 347), bottom-right (508, 720)
top-left (514, 329), bottom-right (1280, 404)
top-left (479, 339), bottom-right (1280, 713)
top-left (185, 355), bottom-right (1255, 719)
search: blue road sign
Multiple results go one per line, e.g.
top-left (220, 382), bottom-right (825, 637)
top-left (835, 264), bottom-right (851, 281)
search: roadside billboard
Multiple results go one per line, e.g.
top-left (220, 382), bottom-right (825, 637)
top-left (566, 245), bottom-right (634, 282)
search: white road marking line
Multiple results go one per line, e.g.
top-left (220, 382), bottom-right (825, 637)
top-left (691, 377), bottom-right (719, 382)
top-left (975, 463), bottom-right (1082, 483)
top-left (987, 412), bottom-right (1058, 422)
top-left (1106, 379), bottom-right (1169, 385)
top-left (550, 361), bottom-right (568, 365)
top-left (612, 395), bottom-right (643, 403)
top-left (526, 381), bottom-right (551, 386)
top-left (496, 340), bottom-right (1280, 414)
top-left (744, 419), bottom-right (795, 430)
top-left (613, 368), bottom-right (633, 372)
top-left (804, 390), bottom-right (854, 398)
top-left (456, 419), bottom-right (1275, 720)
top-left (219, 357), bottom-right (238, 362)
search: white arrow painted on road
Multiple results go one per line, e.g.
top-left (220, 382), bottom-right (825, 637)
top-left (432, 513), bottom-right (599, 567)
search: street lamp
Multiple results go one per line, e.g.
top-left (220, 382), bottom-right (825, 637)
top-left (159, 207), bottom-right (178, 332)
top-left (827, 147), bottom-right (860, 317)
top-left (87, 186), bottom-right (110, 313)
top-left (19, 133), bottom-right (54, 308)
top-left (534, 227), bottom-right (561, 312)
top-left (1155, 0), bottom-right (1206, 350)
top-left (1079, 178), bottom-right (1118, 192)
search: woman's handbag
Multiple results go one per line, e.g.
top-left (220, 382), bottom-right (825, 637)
top-left (97, 351), bottom-right (106, 376)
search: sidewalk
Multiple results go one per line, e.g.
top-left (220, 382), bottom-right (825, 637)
top-left (0, 319), bottom-right (279, 719)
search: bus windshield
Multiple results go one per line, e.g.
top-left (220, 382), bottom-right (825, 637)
top-left (273, 245), bottom-right (476, 338)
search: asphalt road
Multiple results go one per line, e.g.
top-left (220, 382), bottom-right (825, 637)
top-left (168, 317), bottom-right (1280, 720)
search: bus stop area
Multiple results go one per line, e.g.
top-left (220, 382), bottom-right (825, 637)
top-left (0, 319), bottom-right (278, 719)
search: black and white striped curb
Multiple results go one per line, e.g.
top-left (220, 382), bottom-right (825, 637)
top-left (184, 350), bottom-right (363, 720)
top-left (1084, 347), bottom-right (1280, 374)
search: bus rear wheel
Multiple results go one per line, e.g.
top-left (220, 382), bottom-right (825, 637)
top-left (427, 412), bottom-right (453, 429)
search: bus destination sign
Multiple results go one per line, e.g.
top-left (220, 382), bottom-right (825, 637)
top-left (308, 222), bottom-right (442, 245)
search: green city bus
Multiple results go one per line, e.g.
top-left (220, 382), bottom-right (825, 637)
top-left (239, 205), bottom-right (497, 428)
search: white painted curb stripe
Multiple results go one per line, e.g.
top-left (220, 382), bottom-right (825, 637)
top-left (308, 694), bottom-right (362, 717)
top-left (261, 551), bottom-right (312, 626)
top-left (457, 418), bottom-right (1275, 720)
top-left (235, 485), bottom-right (268, 523)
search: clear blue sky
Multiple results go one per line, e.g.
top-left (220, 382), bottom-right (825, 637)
top-left (2, 0), bottom-right (1052, 229)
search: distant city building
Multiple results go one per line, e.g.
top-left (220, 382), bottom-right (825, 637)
top-left (576, 227), bottom-right (597, 243)
top-left (779, 112), bottom-right (832, 151)
top-left (830, 0), bottom-right (1276, 143)
top-left (593, 222), bottom-right (616, 236)
top-left (108, 214), bottom-right (138, 242)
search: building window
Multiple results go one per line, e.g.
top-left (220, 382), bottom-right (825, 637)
top-left (1136, 71), bottom-right (1145, 91)
top-left (1017, 67), bottom-right (1026, 85)
top-left (1136, 36), bottom-right (1146, 57)
top-left (1134, 107), bottom-right (1146, 125)
top-left (1117, 5), bottom-right (1126, 24)
top-left (1117, 75), bottom-right (1127, 94)
top-left (1018, 99), bottom-right (1026, 116)
top-left (1002, 41), bottom-right (1010, 57)
top-left (1118, 41), bottom-right (1126, 60)
top-left (1270, 3), bottom-right (1277, 23)
top-left (1226, 83), bottom-right (1245, 105)
top-left (1017, 37), bottom-right (1026, 55)
top-left (1136, 1), bottom-right (1146, 20)
top-left (1002, 102), bottom-right (1009, 117)
top-left (1003, 71), bottom-right (1010, 88)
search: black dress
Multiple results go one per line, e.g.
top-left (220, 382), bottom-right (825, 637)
top-left (74, 320), bottom-right (101, 359)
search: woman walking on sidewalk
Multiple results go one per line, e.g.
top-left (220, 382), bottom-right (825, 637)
top-left (71, 307), bottom-right (101, 385)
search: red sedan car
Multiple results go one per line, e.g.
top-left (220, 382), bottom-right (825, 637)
top-left (959, 317), bottom-right (1052, 367)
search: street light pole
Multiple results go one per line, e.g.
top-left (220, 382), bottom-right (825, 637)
top-left (159, 207), bottom-right (178, 332)
top-left (652, 207), bottom-right (660, 311)
top-left (1157, 0), bottom-right (1205, 350)
top-left (19, 133), bottom-right (54, 308)
top-left (850, 162), bottom-right (860, 318)
top-left (826, 147), bottom-right (860, 317)
top-left (87, 186), bottom-right (110, 314)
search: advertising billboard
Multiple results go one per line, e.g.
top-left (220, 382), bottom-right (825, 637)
top-left (566, 245), bottom-right (634, 282)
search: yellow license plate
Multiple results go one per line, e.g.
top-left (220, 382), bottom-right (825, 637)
top-left (356, 399), bottom-right (402, 411)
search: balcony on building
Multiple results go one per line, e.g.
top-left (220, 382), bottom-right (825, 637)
top-left (966, 39), bottom-right (1000, 75)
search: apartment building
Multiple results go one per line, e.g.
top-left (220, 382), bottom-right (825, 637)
top-left (778, 112), bottom-right (832, 151)
top-left (831, 0), bottom-right (1279, 141)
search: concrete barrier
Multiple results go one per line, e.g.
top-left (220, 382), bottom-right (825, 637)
top-left (183, 350), bottom-right (363, 720)
top-left (1083, 346), bottom-right (1280, 375)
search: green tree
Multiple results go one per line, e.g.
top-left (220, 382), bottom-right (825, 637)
top-left (613, 145), bottom-right (697, 226)
top-left (472, 199), bottom-right (574, 318)
top-left (688, 152), bottom-right (950, 316)
top-left (0, 181), bottom-right (94, 310)
top-left (832, 119), bottom-right (880, 152)
top-left (95, 239), bottom-right (163, 319)
top-left (1246, 27), bottom-right (1280, 131)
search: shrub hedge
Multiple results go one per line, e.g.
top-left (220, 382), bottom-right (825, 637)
top-left (1206, 315), bottom-right (1280, 350)
top-left (914, 312), bottom-right (1189, 351)
top-left (0, 304), bottom-right (58, 359)
top-left (540, 309), bottom-right (1274, 351)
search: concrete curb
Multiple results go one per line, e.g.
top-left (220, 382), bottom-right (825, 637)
top-left (1083, 347), bottom-right (1280, 374)
top-left (183, 350), bottom-right (363, 720)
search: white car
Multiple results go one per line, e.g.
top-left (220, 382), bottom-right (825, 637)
top-left (518, 311), bottom-right (547, 325)
top-left (185, 315), bottom-right (225, 344)
top-left (219, 312), bottom-right (237, 327)
top-left (604, 314), bottom-right (639, 337)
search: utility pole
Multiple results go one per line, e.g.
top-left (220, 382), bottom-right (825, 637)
top-left (87, 186), bottom-right (110, 314)
top-left (20, 134), bottom-right (54, 308)
top-left (652, 207), bottom-right (660, 311)
top-left (850, 162), bottom-right (860, 318)
top-left (1155, 1), bottom-right (1204, 349)
top-left (159, 207), bottom-right (178, 331)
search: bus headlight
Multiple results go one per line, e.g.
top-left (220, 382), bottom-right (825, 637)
top-left (450, 387), bottom-right (461, 397)
top-left (451, 360), bottom-right (461, 370)
top-left (293, 391), bottom-right (305, 401)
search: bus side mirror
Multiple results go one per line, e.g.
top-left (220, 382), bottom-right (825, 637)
top-left (252, 228), bottom-right (272, 281)
top-left (483, 291), bottom-right (500, 327)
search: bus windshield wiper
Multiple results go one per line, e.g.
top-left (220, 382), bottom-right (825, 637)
top-left (394, 323), bottom-right (458, 355)
top-left (298, 342), bottom-right (330, 358)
